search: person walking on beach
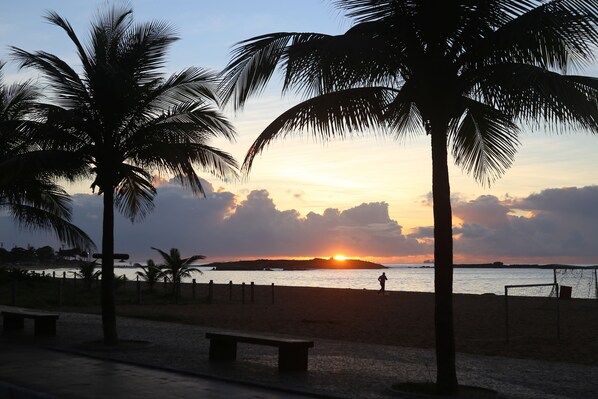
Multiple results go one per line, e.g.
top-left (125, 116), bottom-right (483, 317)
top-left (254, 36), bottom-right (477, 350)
top-left (378, 272), bottom-right (388, 295)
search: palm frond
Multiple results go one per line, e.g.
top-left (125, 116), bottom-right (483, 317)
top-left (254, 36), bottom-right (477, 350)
top-left (114, 164), bottom-right (157, 221)
top-left (243, 87), bottom-right (392, 172)
top-left (449, 98), bottom-right (520, 185)
top-left (220, 32), bottom-right (330, 109)
top-left (3, 201), bottom-right (94, 249)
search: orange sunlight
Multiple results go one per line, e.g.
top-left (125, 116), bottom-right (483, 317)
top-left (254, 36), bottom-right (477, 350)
top-left (333, 255), bottom-right (349, 261)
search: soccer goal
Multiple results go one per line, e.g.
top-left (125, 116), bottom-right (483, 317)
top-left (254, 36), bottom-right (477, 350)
top-left (504, 283), bottom-right (560, 343)
top-left (550, 266), bottom-right (598, 300)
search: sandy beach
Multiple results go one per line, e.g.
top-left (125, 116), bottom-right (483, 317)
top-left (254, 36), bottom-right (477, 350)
top-left (97, 284), bottom-right (598, 366)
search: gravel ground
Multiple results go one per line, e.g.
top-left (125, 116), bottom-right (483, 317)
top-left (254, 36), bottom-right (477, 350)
top-left (1, 304), bottom-right (597, 399)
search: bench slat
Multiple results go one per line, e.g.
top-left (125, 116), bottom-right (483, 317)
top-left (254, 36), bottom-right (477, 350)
top-left (205, 332), bottom-right (313, 347)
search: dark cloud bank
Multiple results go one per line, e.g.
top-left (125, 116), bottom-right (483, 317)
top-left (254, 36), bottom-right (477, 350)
top-left (1, 180), bottom-right (597, 263)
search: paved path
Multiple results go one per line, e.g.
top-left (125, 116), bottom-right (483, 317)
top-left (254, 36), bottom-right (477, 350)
top-left (0, 343), bottom-right (321, 399)
top-left (1, 305), bottom-right (597, 398)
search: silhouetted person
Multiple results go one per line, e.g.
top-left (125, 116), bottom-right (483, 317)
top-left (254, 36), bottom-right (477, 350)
top-left (378, 272), bottom-right (388, 294)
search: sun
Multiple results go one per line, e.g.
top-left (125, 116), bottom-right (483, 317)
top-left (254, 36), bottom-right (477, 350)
top-left (333, 254), bottom-right (348, 261)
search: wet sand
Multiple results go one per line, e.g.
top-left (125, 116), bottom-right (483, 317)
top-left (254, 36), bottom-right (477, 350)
top-left (111, 284), bottom-right (598, 365)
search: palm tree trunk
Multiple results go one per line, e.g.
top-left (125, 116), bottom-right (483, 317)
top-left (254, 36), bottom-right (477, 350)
top-left (431, 128), bottom-right (458, 394)
top-left (101, 187), bottom-right (118, 345)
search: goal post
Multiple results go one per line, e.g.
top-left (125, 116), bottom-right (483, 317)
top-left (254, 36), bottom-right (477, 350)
top-left (504, 283), bottom-right (559, 343)
top-left (552, 266), bottom-right (598, 300)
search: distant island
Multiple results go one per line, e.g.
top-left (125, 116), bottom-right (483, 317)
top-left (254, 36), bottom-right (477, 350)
top-left (205, 258), bottom-right (386, 271)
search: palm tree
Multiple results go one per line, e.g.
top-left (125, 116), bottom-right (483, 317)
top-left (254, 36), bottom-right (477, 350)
top-left (220, 0), bottom-right (598, 394)
top-left (0, 61), bottom-right (93, 249)
top-left (75, 260), bottom-right (101, 290)
top-left (151, 247), bottom-right (204, 302)
top-left (134, 259), bottom-right (164, 291)
top-left (11, 5), bottom-right (238, 345)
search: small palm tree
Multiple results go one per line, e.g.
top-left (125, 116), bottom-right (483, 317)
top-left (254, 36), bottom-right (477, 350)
top-left (0, 61), bottom-right (93, 249)
top-left (151, 247), bottom-right (204, 301)
top-left (134, 259), bottom-right (164, 291)
top-left (75, 260), bottom-right (101, 290)
top-left (12, 5), bottom-right (238, 344)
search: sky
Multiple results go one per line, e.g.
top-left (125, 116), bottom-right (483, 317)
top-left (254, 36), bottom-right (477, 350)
top-left (1, 0), bottom-right (597, 264)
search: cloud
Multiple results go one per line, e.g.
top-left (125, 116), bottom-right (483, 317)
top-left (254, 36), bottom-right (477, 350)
top-left (2, 181), bottom-right (596, 264)
top-left (0, 178), bottom-right (428, 262)
top-left (452, 186), bottom-right (598, 262)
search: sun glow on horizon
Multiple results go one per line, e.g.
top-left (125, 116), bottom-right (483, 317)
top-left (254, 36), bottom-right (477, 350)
top-left (333, 254), bottom-right (349, 261)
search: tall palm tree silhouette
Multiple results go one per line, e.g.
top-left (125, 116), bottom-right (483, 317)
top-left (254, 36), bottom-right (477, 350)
top-left (12, 6), bottom-right (238, 344)
top-left (220, 0), bottom-right (598, 393)
top-left (0, 61), bottom-right (93, 249)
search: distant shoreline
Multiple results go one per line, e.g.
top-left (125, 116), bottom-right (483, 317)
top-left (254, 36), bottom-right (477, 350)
top-left (1, 260), bottom-right (595, 271)
top-left (205, 258), bottom-right (386, 271)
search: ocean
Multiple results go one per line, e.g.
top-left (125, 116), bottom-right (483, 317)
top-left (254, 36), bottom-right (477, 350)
top-left (39, 263), bottom-right (598, 299)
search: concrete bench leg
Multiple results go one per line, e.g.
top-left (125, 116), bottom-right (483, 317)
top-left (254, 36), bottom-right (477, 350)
top-left (279, 346), bottom-right (309, 371)
top-left (3, 315), bottom-right (24, 332)
top-left (209, 339), bottom-right (237, 361)
top-left (34, 319), bottom-right (56, 336)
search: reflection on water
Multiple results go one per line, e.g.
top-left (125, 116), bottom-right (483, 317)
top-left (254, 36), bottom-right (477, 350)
top-left (37, 263), bottom-right (597, 298)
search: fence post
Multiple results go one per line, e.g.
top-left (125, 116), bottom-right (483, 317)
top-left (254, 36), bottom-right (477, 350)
top-left (52, 271), bottom-right (55, 279)
top-left (271, 283), bottom-right (275, 304)
top-left (242, 282), bottom-right (245, 304)
top-left (163, 276), bottom-right (167, 292)
top-left (207, 280), bottom-right (213, 304)
top-left (73, 272), bottom-right (77, 289)
top-left (192, 279), bottom-right (196, 299)
top-left (251, 282), bottom-right (255, 303)
top-left (136, 277), bottom-right (141, 304)
top-left (229, 281), bottom-right (232, 301)
top-left (58, 279), bottom-right (63, 307)
top-left (11, 280), bottom-right (17, 306)
top-left (504, 286), bottom-right (509, 343)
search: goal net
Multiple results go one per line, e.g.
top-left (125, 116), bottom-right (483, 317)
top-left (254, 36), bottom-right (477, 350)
top-left (549, 266), bottom-right (598, 300)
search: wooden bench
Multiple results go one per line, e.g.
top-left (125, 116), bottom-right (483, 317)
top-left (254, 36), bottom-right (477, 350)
top-left (1, 311), bottom-right (59, 336)
top-left (205, 331), bottom-right (314, 371)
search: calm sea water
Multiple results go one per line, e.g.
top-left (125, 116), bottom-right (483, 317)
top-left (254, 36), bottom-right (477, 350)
top-left (40, 263), bottom-right (598, 299)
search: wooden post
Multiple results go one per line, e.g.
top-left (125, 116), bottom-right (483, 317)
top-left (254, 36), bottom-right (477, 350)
top-left (58, 279), bottom-right (63, 307)
top-left (137, 278), bottom-right (141, 304)
top-left (73, 272), bottom-right (77, 289)
top-left (11, 280), bottom-right (17, 306)
top-left (208, 280), bottom-right (214, 304)
top-left (122, 274), bottom-right (126, 290)
top-left (556, 283), bottom-right (561, 341)
top-left (594, 267), bottom-right (598, 301)
top-left (229, 281), bottom-right (232, 301)
top-left (52, 271), bottom-right (55, 279)
top-left (192, 279), bottom-right (196, 299)
top-left (163, 276), bottom-right (167, 292)
top-left (504, 286), bottom-right (509, 343)
top-left (42, 271), bottom-right (45, 277)
top-left (251, 282), bottom-right (255, 303)
top-left (242, 282), bottom-right (245, 304)
top-left (271, 283), bottom-right (275, 304)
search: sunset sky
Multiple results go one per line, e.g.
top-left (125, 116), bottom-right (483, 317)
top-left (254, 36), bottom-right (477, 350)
top-left (1, 1), bottom-right (597, 264)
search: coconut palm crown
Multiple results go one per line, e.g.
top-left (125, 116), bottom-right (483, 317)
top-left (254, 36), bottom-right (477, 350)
top-left (11, 6), bottom-right (238, 345)
top-left (220, 0), bottom-right (598, 394)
